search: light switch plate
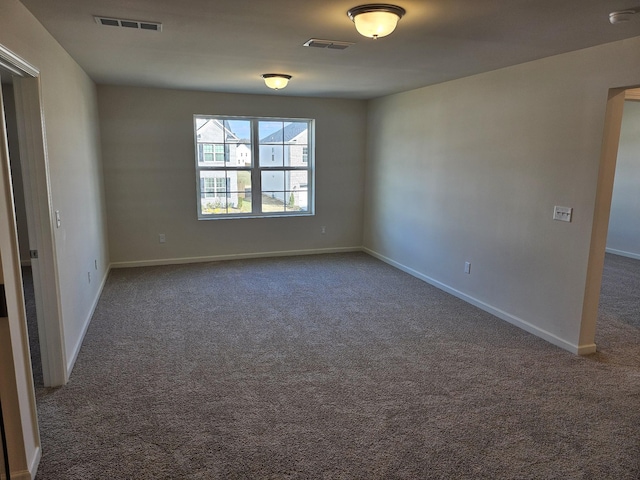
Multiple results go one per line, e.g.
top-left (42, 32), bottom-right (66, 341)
top-left (553, 206), bottom-right (572, 222)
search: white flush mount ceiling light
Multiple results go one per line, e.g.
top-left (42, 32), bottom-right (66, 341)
top-left (262, 73), bottom-right (292, 90)
top-left (609, 8), bottom-right (639, 24)
top-left (347, 4), bottom-right (406, 39)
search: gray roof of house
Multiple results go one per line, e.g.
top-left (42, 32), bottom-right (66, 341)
top-left (260, 122), bottom-right (306, 143)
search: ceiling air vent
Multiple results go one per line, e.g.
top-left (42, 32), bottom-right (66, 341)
top-left (94, 16), bottom-right (162, 32)
top-left (303, 39), bottom-right (354, 50)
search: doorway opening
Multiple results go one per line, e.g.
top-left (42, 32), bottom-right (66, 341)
top-left (1, 73), bottom-right (45, 387)
top-left (0, 45), bottom-right (67, 387)
top-left (596, 89), bottom-right (640, 356)
top-left (583, 86), bottom-right (640, 356)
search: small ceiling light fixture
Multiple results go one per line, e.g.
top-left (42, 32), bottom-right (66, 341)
top-left (347, 4), bottom-right (406, 39)
top-left (262, 73), bottom-right (292, 90)
top-left (609, 8), bottom-right (639, 24)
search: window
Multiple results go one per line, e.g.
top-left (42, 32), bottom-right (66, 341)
top-left (198, 144), bottom-right (226, 164)
top-left (194, 116), bottom-right (314, 218)
top-left (202, 177), bottom-right (227, 199)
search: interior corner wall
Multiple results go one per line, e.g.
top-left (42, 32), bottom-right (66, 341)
top-left (606, 100), bottom-right (640, 259)
top-left (98, 85), bottom-right (366, 265)
top-left (364, 36), bottom-right (640, 353)
top-left (0, 0), bottom-right (109, 376)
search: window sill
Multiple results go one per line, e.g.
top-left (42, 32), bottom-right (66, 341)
top-left (198, 212), bottom-right (315, 221)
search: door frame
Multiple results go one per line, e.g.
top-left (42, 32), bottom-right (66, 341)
top-left (580, 86), bottom-right (637, 347)
top-left (0, 43), bottom-right (67, 387)
top-left (0, 59), bottom-right (41, 480)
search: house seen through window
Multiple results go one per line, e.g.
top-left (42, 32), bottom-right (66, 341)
top-left (194, 116), bottom-right (314, 218)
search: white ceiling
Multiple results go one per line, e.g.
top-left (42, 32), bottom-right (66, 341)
top-left (19, 0), bottom-right (640, 99)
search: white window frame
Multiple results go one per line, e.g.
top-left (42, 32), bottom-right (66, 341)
top-left (194, 115), bottom-right (315, 219)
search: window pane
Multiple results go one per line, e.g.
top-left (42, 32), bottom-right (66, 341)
top-left (284, 145), bottom-right (310, 166)
top-left (262, 170), bottom-right (284, 191)
top-left (198, 143), bottom-right (225, 165)
top-left (196, 118), bottom-right (224, 143)
top-left (262, 192), bottom-right (286, 212)
top-left (284, 122), bottom-right (308, 145)
top-left (215, 145), bottom-right (225, 163)
top-left (201, 194), bottom-right (227, 215)
top-left (262, 169), bottom-right (285, 213)
top-left (230, 170), bottom-right (251, 192)
top-left (285, 171), bottom-right (308, 190)
top-left (200, 171), bottom-right (252, 215)
top-left (226, 143), bottom-right (251, 166)
top-left (195, 117), bottom-right (208, 130)
top-left (200, 171), bottom-right (224, 192)
top-left (284, 171), bottom-right (308, 211)
top-left (259, 121), bottom-right (284, 144)
top-left (285, 190), bottom-right (308, 212)
top-left (224, 120), bottom-right (251, 143)
top-left (259, 145), bottom-right (284, 167)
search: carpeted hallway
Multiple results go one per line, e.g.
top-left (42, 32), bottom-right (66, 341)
top-left (29, 252), bottom-right (640, 479)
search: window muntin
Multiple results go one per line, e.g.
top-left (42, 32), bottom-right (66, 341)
top-left (195, 116), bottom-right (313, 219)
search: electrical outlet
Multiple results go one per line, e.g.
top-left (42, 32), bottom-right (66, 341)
top-left (553, 206), bottom-right (572, 222)
top-left (464, 262), bottom-right (471, 274)
top-left (321, 226), bottom-right (326, 234)
top-left (159, 233), bottom-right (166, 243)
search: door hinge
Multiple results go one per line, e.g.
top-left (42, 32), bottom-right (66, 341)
top-left (29, 250), bottom-right (38, 259)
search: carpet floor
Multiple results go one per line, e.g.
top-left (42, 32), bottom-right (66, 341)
top-left (28, 252), bottom-right (640, 479)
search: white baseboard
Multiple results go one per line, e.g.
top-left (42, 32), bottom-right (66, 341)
top-left (10, 471), bottom-right (33, 480)
top-left (8, 464), bottom-right (36, 480)
top-left (6, 471), bottom-right (31, 480)
top-left (66, 266), bottom-right (112, 376)
top-left (28, 445), bottom-right (41, 480)
top-left (605, 247), bottom-right (640, 261)
top-left (363, 247), bottom-right (592, 356)
top-left (110, 246), bottom-right (363, 269)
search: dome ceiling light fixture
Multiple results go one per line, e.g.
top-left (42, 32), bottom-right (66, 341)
top-left (609, 8), bottom-right (640, 24)
top-left (347, 4), bottom-right (406, 39)
top-left (262, 73), bottom-right (292, 90)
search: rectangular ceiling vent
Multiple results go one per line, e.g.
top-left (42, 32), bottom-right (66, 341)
top-left (94, 16), bottom-right (162, 32)
top-left (303, 39), bottom-right (354, 50)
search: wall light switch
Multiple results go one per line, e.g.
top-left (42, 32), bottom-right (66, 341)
top-left (464, 262), bottom-right (471, 274)
top-left (55, 210), bottom-right (61, 228)
top-left (159, 233), bottom-right (166, 244)
top-left (553, 206), bottom-right (573, 222)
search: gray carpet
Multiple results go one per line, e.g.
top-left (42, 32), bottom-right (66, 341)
top-left (30, 252), bottom-right (640, 479)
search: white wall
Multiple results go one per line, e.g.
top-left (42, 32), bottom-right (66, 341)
top-left (98, 86), bottom-right (366, 265)
top-left (0, 0), bottom-right (108, 374)
top-left (607, 100), bottom-right (640, 259)
top-left (364, 37), bottom-right (640, 354)
top-left (0, 0), bottom-right (108, 475)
